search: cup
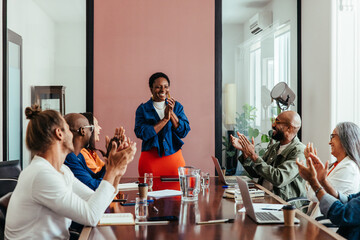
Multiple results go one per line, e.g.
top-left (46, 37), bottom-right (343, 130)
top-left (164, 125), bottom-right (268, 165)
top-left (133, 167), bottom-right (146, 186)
top-left (282, 205), bottom-right (296, 226)
top-left (234, 184), bottom-right (242, 203)
top-left (144, 173), bottom-right (153, 190)
top-left (138, 183), bottom-right (148, 199)
top-left (135, 197), bottom-right (148, 220)
top-left (178, 166), bottom-right (200, 202)
top-left (200, 172), bottom-right (210, 189)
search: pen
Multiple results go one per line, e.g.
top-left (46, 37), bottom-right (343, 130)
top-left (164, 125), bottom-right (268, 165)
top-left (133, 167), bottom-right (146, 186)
top-left (196, 219), bottom-right (234, 225)
top-left (152, 206), bottom-right (159, 213)
top-left (135, 221), bottom-right (169, 225)
top-left (261, 208), bottom-right (282, 211)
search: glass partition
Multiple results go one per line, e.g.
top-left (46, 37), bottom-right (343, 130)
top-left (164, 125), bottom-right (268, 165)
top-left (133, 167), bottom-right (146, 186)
top-left (4, 0), bottom-right (88, 167)
top-left (220, 0), bottom-right (299, 174)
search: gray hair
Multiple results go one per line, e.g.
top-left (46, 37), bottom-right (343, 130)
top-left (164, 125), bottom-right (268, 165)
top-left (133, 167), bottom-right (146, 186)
top-left (336, 122), bottom-right (360, 167)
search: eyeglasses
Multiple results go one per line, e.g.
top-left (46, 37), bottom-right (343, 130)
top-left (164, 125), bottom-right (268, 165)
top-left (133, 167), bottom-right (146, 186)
top-left (330, 133), bottom-right (338, 140)
top-left (83, 125), bottom-right (94, 133)
top-left (71, 125), bottom-right (94, 134)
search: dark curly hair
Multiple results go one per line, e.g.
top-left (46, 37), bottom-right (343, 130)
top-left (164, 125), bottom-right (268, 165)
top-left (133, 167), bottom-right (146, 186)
top-left (149, 72), bottom-right (170, 89)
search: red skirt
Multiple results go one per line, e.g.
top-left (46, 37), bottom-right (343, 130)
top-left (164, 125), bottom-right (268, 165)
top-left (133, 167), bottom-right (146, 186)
top-left (138, 148), bottom-right (185, 177)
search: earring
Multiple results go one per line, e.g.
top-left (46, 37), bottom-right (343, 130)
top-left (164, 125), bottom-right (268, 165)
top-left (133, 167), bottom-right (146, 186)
top-left (151, 94), bottom-right (154, 100)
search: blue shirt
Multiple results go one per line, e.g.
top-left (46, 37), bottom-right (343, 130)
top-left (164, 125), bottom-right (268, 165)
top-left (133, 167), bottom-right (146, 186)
top-left (134, 98), bottom-right (190, 157)
top-left (320, 192), bottom-right (360, 239)
top-left (64, 152), bottom-right (106, 190)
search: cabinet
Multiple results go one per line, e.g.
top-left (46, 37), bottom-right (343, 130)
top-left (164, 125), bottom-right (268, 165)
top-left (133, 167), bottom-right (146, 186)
top-left (31, 86), bottom-right (66, 115)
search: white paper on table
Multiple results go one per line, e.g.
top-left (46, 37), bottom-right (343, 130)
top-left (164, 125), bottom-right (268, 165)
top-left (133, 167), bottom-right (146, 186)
top-left (238, 203), bottom-right (285, 212)
top-left (117, 182), bottom-right (138, 191)
top-left (147, 189), bottom-right (182, 198)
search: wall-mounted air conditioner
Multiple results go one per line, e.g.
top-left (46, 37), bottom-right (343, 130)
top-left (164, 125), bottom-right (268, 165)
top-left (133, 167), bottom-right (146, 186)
top-left (249, 11), bottom-right (273, 35)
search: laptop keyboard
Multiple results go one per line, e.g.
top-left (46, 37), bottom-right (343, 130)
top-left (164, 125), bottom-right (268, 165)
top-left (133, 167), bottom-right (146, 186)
top-left (256, 212), bottom-right (280, 221)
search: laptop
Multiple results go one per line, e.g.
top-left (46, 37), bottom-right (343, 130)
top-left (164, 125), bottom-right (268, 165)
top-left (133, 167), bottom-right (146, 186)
top-left (236, 177), bottom-right (299, 224)
top-left (211, 156), bottom-right (254, 187)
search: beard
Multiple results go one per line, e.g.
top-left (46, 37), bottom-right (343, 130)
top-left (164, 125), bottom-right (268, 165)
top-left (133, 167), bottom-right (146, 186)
top-left (272, 128), bottom-right (285, 141)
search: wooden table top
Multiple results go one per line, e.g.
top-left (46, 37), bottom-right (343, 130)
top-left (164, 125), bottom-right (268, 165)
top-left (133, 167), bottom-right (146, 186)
top-left (80, 177), bottom-right (344, 240)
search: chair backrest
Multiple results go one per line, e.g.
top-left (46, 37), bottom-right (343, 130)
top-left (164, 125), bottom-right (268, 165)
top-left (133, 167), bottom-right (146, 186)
top-left (0, 161), bottom-right (21, 179)
top-left (0, 179), bottom-right (17, 199)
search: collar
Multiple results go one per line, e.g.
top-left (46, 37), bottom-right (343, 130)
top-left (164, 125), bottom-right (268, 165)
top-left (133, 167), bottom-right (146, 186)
top-left (274, 136), bottom-right (301, 156)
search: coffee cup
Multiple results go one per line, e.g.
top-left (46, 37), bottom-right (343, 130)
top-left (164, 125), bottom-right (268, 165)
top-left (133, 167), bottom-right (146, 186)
top-left (282, 205), bottom-right (296, 226)
top-left (138, 183), bottom-right (148, 199)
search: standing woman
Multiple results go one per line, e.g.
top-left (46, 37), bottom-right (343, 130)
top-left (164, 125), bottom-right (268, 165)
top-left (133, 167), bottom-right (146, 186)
top-left (135, 72), bottom-right (190, 177)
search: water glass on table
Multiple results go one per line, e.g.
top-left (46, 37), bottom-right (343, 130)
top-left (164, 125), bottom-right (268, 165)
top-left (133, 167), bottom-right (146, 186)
top-left (135, 197), bottom-right (148, 220)
top-left (200, 172), bottom-right (210, 189)
top-left (144, 173), bottom-right (153, 190)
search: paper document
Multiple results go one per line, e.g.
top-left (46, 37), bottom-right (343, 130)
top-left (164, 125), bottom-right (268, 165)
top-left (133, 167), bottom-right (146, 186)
top-left (238, 203), bottom-right (285, 212)
top-left (99, 213), bottom-right (135, 225)
top-left (147, 189), bottom-right (182, 198)
top-left (117, 182), bottom-right (138, 191)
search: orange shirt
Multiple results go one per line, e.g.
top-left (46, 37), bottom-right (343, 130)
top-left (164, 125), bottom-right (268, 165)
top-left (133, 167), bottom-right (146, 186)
top-left (81, 148), bottom-right (105, 173)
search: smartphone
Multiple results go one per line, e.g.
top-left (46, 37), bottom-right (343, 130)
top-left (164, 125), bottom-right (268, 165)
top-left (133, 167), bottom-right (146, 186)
top-left (160, 175), bottom-right (179, 182)
top-left (147, 216), bottom-right (178, 222)
top-left (113, 193), bottom-right (128, 203)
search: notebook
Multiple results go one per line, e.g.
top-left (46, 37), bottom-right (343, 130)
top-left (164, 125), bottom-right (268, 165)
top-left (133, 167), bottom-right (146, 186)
top-left (211, 156), bottom-right (254, 187)
top-left (236, 177), bottom-right (299, 224)
top-left (98, 213), bottom-right (135, 226)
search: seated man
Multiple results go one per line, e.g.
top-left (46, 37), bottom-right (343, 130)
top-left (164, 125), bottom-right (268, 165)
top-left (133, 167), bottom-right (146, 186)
top-left (230, 110), bottom-right (306, 201)
top-left (64, 113), bottom-right (126, 190)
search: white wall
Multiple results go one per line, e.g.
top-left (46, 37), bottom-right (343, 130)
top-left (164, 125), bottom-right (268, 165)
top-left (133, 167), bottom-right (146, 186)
top-left (8, 0), bottom-right (56, 167)
top-left (54, 22), bottom-right (86, 114)
top-left (301, 0), bottom-right (333, 162)
top-left (7, 0), bottom-right (86, 167)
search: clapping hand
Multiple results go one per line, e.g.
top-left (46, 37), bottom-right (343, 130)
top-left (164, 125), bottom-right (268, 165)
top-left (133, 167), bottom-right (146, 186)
top-left (308, 153), bottom-right (329, 183)
top-left (107, 138), bottom-right (137, 177)
top-left (231, 132), bottom-right (257, 160)
top-left (230, 132), bottom-right (243, 151)
top-left (164, 97), bottom-right (175, 120)
top-left (304, 142), bottom-right (317, 159)
top-left (296, 157), bottom-right (318, 184)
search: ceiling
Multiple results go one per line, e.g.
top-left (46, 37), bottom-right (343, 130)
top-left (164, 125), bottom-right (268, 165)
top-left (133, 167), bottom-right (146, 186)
top-left (33, 0), bottom-right (86, 23)
top-left (222, 0), bottom-right (271, 24)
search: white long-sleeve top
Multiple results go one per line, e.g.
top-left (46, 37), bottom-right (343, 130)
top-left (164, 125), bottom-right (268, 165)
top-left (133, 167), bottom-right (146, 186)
top-left (5, 155), bottom-right (116, 240)
top-left (306, 156), bottom-right (360, 217)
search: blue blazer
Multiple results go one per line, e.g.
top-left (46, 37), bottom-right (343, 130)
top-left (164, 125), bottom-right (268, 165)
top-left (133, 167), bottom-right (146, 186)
top-left (134, 98), bottom-right (190, 157)
top-left (64, 152), bottom-right (106, 190)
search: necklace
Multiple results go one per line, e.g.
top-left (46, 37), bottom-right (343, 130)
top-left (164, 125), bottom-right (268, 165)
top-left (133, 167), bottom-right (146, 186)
top-left (153, 102), bottom-right (166, 110)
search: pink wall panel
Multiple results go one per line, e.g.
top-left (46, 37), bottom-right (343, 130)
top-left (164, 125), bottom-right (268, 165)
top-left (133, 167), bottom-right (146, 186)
top-left (94, 0), bottom-right (215, 177)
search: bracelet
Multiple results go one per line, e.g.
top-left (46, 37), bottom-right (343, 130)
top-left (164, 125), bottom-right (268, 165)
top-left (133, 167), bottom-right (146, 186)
top-left (314, 186), bottom-right (323, 195)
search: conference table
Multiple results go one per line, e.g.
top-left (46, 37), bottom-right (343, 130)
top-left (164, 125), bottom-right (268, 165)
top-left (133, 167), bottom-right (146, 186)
top-left (79, 177), bottom-right (344, 240)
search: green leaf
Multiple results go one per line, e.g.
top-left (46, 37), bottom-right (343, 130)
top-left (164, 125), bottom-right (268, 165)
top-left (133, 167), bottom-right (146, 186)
top-left (248, 128), bottom-right (259, 139)
top-left (261, 134), bottom-right (270, 143)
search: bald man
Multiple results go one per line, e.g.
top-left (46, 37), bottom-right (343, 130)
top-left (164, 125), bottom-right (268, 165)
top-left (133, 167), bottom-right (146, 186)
top-left (64, 113), bottom-right (106, 190)
top-left (231, 111), bottom-right (306, 202)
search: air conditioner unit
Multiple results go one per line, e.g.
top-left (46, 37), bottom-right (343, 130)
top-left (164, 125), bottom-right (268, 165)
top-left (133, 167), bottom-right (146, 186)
top-left (249, 11), bottom-right (273, 35)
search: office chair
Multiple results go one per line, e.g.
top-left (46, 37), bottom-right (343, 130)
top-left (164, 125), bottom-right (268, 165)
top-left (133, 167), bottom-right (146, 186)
top-left (0, 161), bottom-right (21, 179)
top-left (0, 179), bottom-right (17, 198)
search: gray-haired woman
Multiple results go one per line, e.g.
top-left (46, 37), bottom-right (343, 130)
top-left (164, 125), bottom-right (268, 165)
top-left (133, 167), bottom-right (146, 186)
top-left (304, 122), bottom-right (360, 217)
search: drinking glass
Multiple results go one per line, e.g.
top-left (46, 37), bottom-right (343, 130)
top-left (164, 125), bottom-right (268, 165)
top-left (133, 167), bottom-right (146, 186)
top-left (178, 166), bottom-right (200, 201)
top-left (135, 197), bottom-right (148, 220)
top-left (144, 173), bottom-right (153, 190)
top-left (201, 172), bottom-right (210, 189)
